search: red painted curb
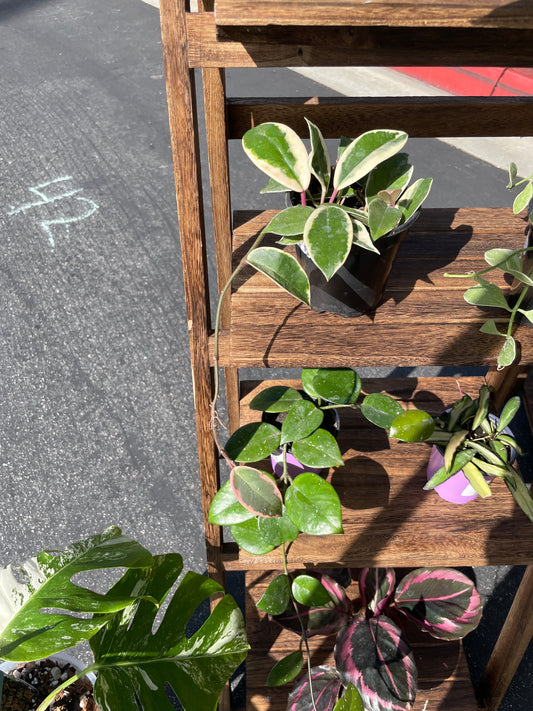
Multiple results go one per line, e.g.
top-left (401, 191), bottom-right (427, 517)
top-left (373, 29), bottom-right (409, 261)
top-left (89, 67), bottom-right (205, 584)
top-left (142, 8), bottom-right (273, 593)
top-left (393, 67), bottom-right (533, 97)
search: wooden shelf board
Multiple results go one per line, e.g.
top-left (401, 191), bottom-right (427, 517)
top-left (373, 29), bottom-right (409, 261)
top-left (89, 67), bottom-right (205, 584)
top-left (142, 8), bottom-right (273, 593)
top-left (213, 208), bottom-right (533, 369)
top-left (220, 376), bottom-right (533, 570)
top-left (245, 570), bottom-right (480, 710)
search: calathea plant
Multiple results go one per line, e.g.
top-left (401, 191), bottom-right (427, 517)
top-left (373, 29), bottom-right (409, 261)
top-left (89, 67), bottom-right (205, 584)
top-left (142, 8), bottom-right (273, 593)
top-left (265, 566), bottom-right (482, 711)
top-left (0, 526), bottom-right (248, 711)
top-left (239, 119), bottom-right (433, 307)
top-left (444, 162), bottom-right (533, 369)
top-left (360, 383), bottom-right (533, 522)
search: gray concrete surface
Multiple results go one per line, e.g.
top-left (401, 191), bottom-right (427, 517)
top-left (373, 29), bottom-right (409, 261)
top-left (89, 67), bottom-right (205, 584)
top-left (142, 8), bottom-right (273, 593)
top-left (0, 0), bottom-right (532, 708)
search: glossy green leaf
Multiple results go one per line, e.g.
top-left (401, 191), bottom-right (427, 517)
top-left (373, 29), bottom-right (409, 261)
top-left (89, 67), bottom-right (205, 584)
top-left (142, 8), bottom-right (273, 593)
top-left (242, 122), bottom-right (311, 193)
top-left (464, 276), bottom-right (511, 310)
top-left (497, 395), bottom-right (521, 432)
top-left (249, 385), bottom-right (303, 413)
top-left (513, 181), bottom-right (533, 215)
top-left (367, 198), bottom-right (402, 240)
top-left (467, 440), bottom-right (508, 466)
top-left (265, 206), bottom-right (314, 236)
top-left (292, 428), bottom-right (343, 468)
top-left (361, 392), bottom-right (405, 429)
top-left (311, 367), bottom-right (361, 405)
top-left (390, 409), bottom-right (435, 442)
top-left (306, 118), bottom-right (331, 198)
top-left (304, 205), bottom-right (353, 281)
top-left (334, 130), bottom-right (408, 192)
top-left (230, 466), bottom-right (283, 517)
top-left (351, 218), bottom-right (380, 253)
top-left (89, 554), bottom-right (249, 711)
top-left (444, 430), bottom-right (468, 472)
top-left (424, 449), bottom-right (477, 490)
top-left (280, 400), bottom-right (324, 444)
top-left (229, 516), bottom-right (279, 556)
top-left (257, 574), bottom-right (291, 615)
top-left (0, 527), bottom-right (154, 662)
top-left (301, 368), bottom-right (321, 400)
top-left (463, 461), bottom-right (492, 498)
top-left (292, 575), bottom-right (332, 607)
top-left (266, 650), bottom-right (304, 687)
top-left (334, 684), bottom-right (365, 711)
top-left (365, 153), bottom-right (413, 205)
top-left (397, 177), bottom-right (433, 221)
top-left (208, 480), bottom-right (256, 525)
top-left (285, 473), bottom-right (343, 535)
top-left (490, 439), bottom-right (509, 462)
top-left (247, 247), bottom-right (311, 305)
top-left (225, 422), bottom-right (281, 463)
top-left (498, 337), bottom-right (517, 368)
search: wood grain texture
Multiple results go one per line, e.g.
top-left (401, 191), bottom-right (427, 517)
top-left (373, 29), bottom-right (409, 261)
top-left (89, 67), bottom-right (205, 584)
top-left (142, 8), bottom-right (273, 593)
top-left (244, 570), bottom-right (479, 710)
top-left (214, 0), bottom-right (532, 29)
top-left (186, 14), bottom-right (533, 68)
top-left (227, 97), bottom-right (533, 139)
top-left (211, 208), bottom-right (533, 369)
top-left (218, 376), bottom-right (533, 570)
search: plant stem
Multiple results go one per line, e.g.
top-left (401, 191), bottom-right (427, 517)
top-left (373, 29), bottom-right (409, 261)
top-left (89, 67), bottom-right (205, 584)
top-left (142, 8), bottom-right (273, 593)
top-left (444, 245), bottom-right (533, 279)
top-left (35, 666), bottom-right (97, 711)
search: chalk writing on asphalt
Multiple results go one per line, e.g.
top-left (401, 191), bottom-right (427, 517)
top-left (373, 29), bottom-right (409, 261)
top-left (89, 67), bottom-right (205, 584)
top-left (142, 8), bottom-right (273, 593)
top-left (8, 176), bottom-right (99, 249)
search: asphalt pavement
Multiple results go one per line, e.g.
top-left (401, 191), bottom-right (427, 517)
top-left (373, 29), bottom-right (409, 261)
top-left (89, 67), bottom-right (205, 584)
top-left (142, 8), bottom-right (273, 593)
top-left (0, 0), bottom-right (532, 708)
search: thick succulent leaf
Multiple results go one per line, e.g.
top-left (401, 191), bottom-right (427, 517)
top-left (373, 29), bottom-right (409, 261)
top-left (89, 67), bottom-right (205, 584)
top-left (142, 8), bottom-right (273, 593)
top-left (351, 219), bottom-right (380, 253)
top-left (503, 469), bottom-right (533, 523)
top-left (394, 568), bottom-right (482, 641)
top-left (424, 449), bottom-right (477, 490)
top-left (311, 367), bottom-right (362, 405)
top-left (292, 575), bottom-right (332, 607)
top-left (497, 337), bottom-right (517, 368)
top-left (368, 199), bottom-right (402, 241)
top-left (287, 666), bottom-right (342, 711)
top-left (334, 684), bottom-right (365, 711)
top-left (306, 118), bottom-right (331, 198)
top-left (464, 276), bottom-right (511, 310)
top-left (485, 248), bottom-right (533, 286)
top-left (281, 400), bottom-right (324, 444)
top-left (397, 178), bottom-right (433, 221)
top-left (250, 385), bottom-right (303, 413)
top-left (265, 206), bottom-right (314, 236)
top-left (463, 461), bottom-right (492, 498)
top-left (257, 574), bottom-right (291, 615)
top-left (225, 422), bottom-right (281, 463)
top-left (335, 615), bottom-right (417, 711)
top-left (443, 430), bottom-right (468, 472)
top-left (285, 473), bottom-right (343, 535)
top-left (292, 428), bottom-right (343, 468)
top-left (389, 410), bottom-right (435, 442)
top-left (361, 393), bottom-right (405, 429)
top-left (208, 480), bottom-right (256, 525)
top-left (229, 507), bottom-right (299, 555)
top-left (304, 205), bottom-right (353, 281)
top-left (267, 650), bottom-right (304, 687)
top-left (334, 130), bottom-right (408, 192)
top-left (230, 466), bottom-right (283, 517)
top-left (242, 122), bottom-right (311, 193)
top-left (90, 554), bottom-right (249, 711)
top-left (497, 395), bottom-right (521, 432)
top-left (360, 568), bottom-right (396, 617)
top-left (365, 153), bottom-right (413, 206)
top-left (507, 162), bottom-right (518, 187)
top-left (247, 247), bottom-right (311, 305)
top-left (0, 527), bottom-right (154, 661)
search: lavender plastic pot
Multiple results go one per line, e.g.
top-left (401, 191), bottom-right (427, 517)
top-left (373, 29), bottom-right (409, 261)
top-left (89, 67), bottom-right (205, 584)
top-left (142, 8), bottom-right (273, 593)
top-left (426, 415), bottom-right (516, 505)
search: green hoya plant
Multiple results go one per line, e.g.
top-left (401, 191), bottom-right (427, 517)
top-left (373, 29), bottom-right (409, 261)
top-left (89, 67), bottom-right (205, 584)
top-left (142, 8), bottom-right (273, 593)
top-left (445, 162), bottom-right (533, 369)
top-left (0, 526), bottom-right (248, 711)
top-left (240, 119), bottom-right (433, 305)
top-left (361, 384), bottom-right (533, 522)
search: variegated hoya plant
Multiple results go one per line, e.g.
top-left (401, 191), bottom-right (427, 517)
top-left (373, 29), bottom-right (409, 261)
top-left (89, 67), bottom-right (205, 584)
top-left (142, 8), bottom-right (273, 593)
top-left (266, 566), bottom-right (482, 711)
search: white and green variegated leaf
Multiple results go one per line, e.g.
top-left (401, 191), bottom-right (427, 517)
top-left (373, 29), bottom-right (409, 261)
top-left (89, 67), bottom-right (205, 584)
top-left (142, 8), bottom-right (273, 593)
top-left (352, 219), bottom-right (380, 253)
top-left (397, 178), bottom-right (433, 221)
top-left (304, 204), bottom-right (353, 280)
top-left (365, 152), bottom-right (413, 206)
top-left (0, 527), bottom-right (154, 662)
top-left (367, 198), bottom-right (402, 241)
top-left (507, 162), bottom-right (518, 188)
top-left (480, 319), bottom-right (507, 336)
top-left (484, 248), bottom-right (533, 286)
top-left (260, 177), bottom-right (292, 194)
top-left (242, 122), bottom-right (311, 193)
top-left (306, 118), bottom-right (331, 199)
top-left (334, 130), bottom-right (408, 192)
top-left (265, 206), bottom-right (314, 236)
top-left (513, 181), bottom-right (533, 215)
top-left (464, 276), bottom-right (511, 310)
top-left (247, 246), bottom-right (311, 305)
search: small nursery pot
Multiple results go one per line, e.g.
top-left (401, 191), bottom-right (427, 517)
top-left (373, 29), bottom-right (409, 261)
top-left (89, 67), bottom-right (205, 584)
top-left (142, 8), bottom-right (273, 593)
top-left (426, 415), bottom-right (516, 505)
top-left (295, 210), bottom-right (420, 318)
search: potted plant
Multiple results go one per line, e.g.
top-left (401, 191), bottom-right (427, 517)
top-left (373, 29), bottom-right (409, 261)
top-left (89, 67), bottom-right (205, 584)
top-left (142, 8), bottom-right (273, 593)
top-left (360, 383), bottom-right (533, 521)
top-left (0, 526), bottom-right (249, 711)
top-left (241, 119), bottom-right (433, 316)
top-left (261, 566), bottom-right (481, 711)
top-left (444, 162), bottom-right (533, 369)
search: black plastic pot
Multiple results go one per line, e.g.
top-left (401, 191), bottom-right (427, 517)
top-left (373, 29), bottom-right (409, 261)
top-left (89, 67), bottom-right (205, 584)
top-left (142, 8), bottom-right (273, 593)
top-left (295, 209), bottom-right (420, 318)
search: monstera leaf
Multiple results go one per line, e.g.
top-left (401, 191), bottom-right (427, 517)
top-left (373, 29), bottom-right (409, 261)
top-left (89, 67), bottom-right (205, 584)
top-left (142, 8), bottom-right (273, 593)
top-left (87, 554), bottom-right (249, 711)
top-left (0, 526), bottom-right (154, 661)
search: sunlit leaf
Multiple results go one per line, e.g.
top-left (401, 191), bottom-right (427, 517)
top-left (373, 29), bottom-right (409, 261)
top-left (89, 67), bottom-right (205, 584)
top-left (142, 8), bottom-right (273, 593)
top-left (480, 319), bottom-right (506, 336)
top-left (397, 177), bottom-right (433, 221)
top-left (389, 409), bottom-right (435, 442)
top-left (463, 461), bottom-right (492, 498)
top-left (292, 428), bottom-right (343, 468)
top-left (267, 650), bottom-right (304, 687)
top-left (285, 473), bottom-right (343, 535)
top-left (281, 400), bottom-right (324, 444)
top-left (497, 337), bottom-right (517, 369)
top-left (334, 684), bottom-right (364, 711)
top-left (306, 118), bottom-right (331, 198)
top-left (208, 480), bottom-right (256, 525)
top-left (257, 574), bottom-right (291, 615)
top-left (247, 247), bottom-right (311, 305)
top-left (334, 130), bottom-right (408, 192)
top-left (265, 206), bottom-right (314, 236)
top-left (230, 466), bottom-right (283, 517)
top-left (250, 385), bottom-right (303, 413)
top-left (311, 368), bottom-right (361, 405)
top-left (292, 575), bottom-right (332, 607)
top-left (497, 395), bottom-right (521, 432)
top-left (225, 422), bottom-right (281, 463)
top-left (513, 181), bottom-right (533, 215)
top-left (360, 393), bottom-right (404, 429)
top-left (365, 153), bottom-right (413, 206)
top-left (367, 198), bottom-right (401, 241)
top-left (464, 277), bottom-right (511, 310)
top-left (359, 568), bottom-right (395, 617)
top-left (304, 205), bottom-right (353, 281)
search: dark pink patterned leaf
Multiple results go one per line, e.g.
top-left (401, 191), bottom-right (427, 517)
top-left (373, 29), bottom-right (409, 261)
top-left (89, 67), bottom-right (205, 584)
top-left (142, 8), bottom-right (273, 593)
top-left (334, 615), bottom-right (417, 711)
top-left (360, 568), bottom-right (396, 616)
top-left (287, 666), bottom-right (342, 711)
top-left (394, 568), bottom-right (483, 641)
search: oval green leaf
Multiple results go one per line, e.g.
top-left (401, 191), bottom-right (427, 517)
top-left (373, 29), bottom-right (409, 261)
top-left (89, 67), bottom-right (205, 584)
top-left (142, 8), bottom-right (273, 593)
top-left (280, 400), bottom-right (324, 445)
top-left (266, 650), bottom-right (304, 687)
top-left (389, 409), bottom-right (435, 442)
top-left (498, 337), bottom-right (517, 369)
top-left (225, 422), bottom-right (281, 463)
top-left (365, 153), bottom-right (413, 205)
top-left (208, 480), bottom-right (256, 525)
top-left (397, 177), bottom-right (433, 221)
top-left (334, 130), bottom-right (408, 192)
top-left (247, 247), bottom-right (311, 305)
top-left (292, 428), bottom-right (343, 468)
top-left (292, 574), bottom-right (332, 607)
top-left (257, 574), bottom-right (291, 614)
top-left (285, 473), bottom-right (343, 535)
top-left (265, 206), bottom-right (314, 236)
top-left (311, 367), bottom-right (361, 405)
top-left (464, 278), bottom-right (511, 310)
top-left (361, 393), bottom-right (404, 429)
top-left (230, 466), bottom-right (283, 517)
top-left (497, 396), bottom-right (521, 432)
top-left (304, 205), bottom-right (353, 281)
top-left (367, 198), bottom-right (401, 240)
top-left (249, 385), bottom-right (303, 413)
top-left (334, 684), bottom-right (365, 711)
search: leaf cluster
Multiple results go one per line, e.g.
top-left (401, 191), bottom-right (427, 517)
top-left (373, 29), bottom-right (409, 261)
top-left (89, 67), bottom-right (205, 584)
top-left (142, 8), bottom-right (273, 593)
top-left (268, 566), bottom-right (481, 711)
top-left (242, 120), bottom-right (432, 305)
